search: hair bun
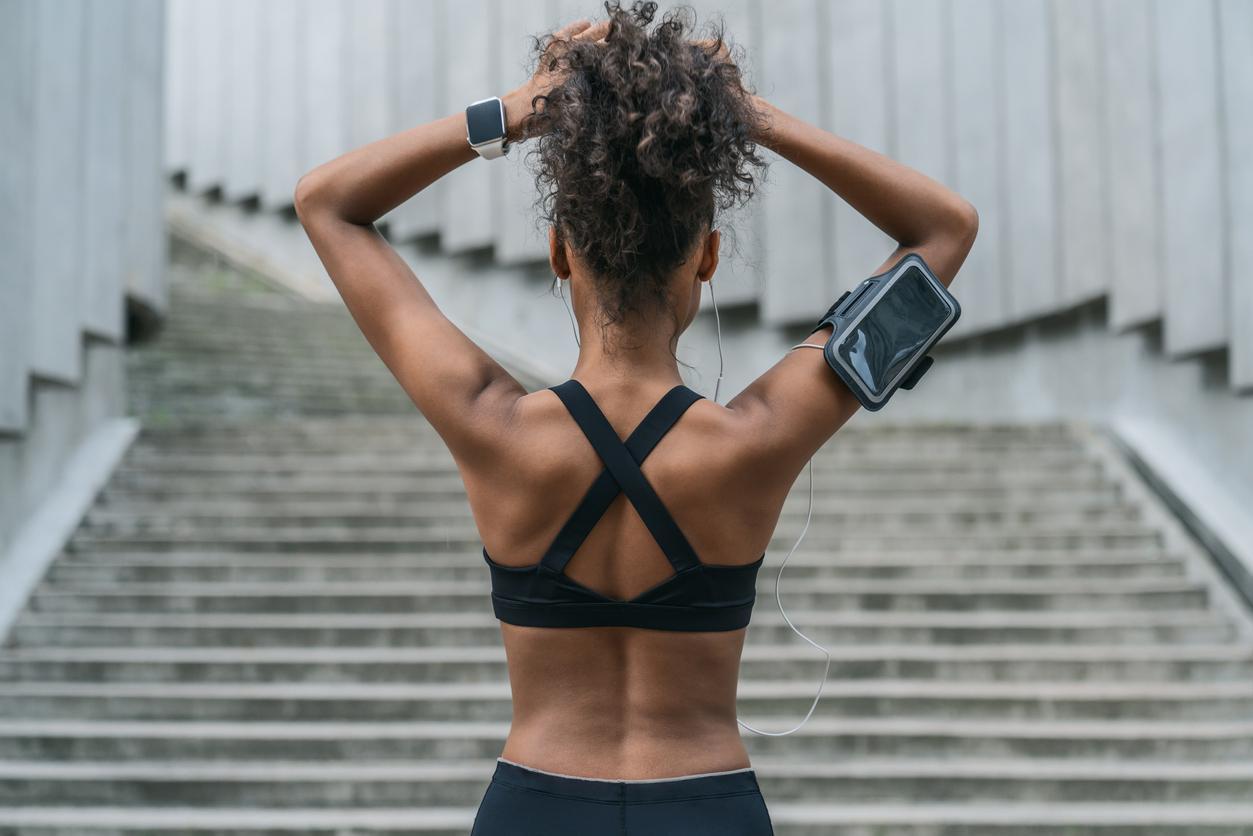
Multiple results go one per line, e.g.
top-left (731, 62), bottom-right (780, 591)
top-left (522, 0), bottom-right (766, 328)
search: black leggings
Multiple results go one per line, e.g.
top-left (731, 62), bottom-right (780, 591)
top-left (471, 758), bottom-right (775, 836)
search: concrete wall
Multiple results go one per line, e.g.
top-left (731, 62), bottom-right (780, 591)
top-left (0, 0), bottom-right (166, 554)
top-left (165, 0), bottom-right (1253, 395)
top-left (162, 0), bottom-right (1252, 561)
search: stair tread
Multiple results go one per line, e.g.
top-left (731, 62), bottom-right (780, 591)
top-left (15, 609), bottom-right (1228, 626)
top-left (31, 578), bottom-right (1209, 595)
top-left (5, 642), bottom-right (1248, 662)
top-left (3, 716), bottom-right (1253, 740)
top-left (3, 679), bottom-right (1252, 699)
top-left (4, 802), bottom-right (1253, 828)
top-left (4, 757), bottom-right (1253, 781)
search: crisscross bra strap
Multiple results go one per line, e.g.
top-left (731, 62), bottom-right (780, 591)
top-left (540, 379), bottom-right (704, 574)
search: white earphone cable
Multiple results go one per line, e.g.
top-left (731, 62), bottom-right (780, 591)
top-left (558, 276), bottom-right (832, 737)
top-left (736, 456), bottom-right (829, 736)
top-left (559, 275), bottom-right (580, 348)
top-left (705, 283), bottom-right (832, 737)
top-left (709, 279), bottom-right (726, 404)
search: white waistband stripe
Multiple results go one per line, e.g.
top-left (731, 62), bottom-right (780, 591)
top-left (496, 757), bottom-right (756, 784)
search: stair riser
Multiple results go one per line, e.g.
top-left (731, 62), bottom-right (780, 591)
top-left (0, 824), bottom-right (1245, 836)
top-left (111, 455), bottom-right (1104, 477)
top-left (26, 590), bottom-right (1210, 616)
top-left (48, 547), bottom-right (1177, 566)
top-left (66, 533), bottom-right (1164, 554)
top-left (82, 508), bottom-right (1143, 532)
top-left (2, 774), bottom-right (1251, 807)
top-left (11, 623), bottom-right (1233, 648)
top-left (43, 560), bottom-right (1189, 584)
top-left (774, 826), bottom-right (1253, 836)
top-left (119, 444), bottom-right (1092, 464)
top-left (101, 470), bottom-right (1116, 493)
top-left (98, 484), bottom-right (1120, 505)
top-left (4, 733), bottom-right (1251, 762)
top-left (128, 399), bottom-right (412, 413)
top-left (128, 386), bottom-right (405, 403)
top-left (107, 463), bottom-right (1102, 483)
top-left (5, 657), bottom-right (1248, 684)
top-left (127, 414), bottom-right (1072, 440)
top-left (2, 694), bottom-right (1249, 722)
top-left (84, 498), bottom-right (1134, 521)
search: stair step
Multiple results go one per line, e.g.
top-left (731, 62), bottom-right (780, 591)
top-left (2, 680), bottom-right (1251, 722)
top-left (43, 556), bottom-right (1189, 584)
top-left (85, 493), bottom-right (1132, 517)
top-left (100, 469), bottom-right (1117, 493)
top-left (81, 508), bottom-right (1145, 535)
top-left (66, 527), bottom-right (1164, 555)
top-left (4, 717), bottom-right (1253, 761)
top-left (2, 757), bottom-right (1253, 806)
top-left (3, 802), bottom-right (1252, 835)
top-left (115, 450), bottom-right (1103, 474)
top-left (9, 609), bottom-right (1235, 648)
top-left (26, 579), bottom-right (1211, 615)
top-left (52, 546), bottom-right (1176, 566)
top-left (2, 643), bottom-right (1249, 684)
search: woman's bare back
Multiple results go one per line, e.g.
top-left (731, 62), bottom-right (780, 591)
top-left (458, 379), bottom-right (791, 778)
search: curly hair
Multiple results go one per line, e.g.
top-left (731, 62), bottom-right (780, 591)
top-left (520, 1), bottom-right (767, 335)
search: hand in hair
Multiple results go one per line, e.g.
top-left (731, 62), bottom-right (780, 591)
top-left (502, 18), bottom-right (609, 144)
top-left (505, 0), bottom-right (767, 329)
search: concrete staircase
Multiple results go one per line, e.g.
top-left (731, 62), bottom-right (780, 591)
top-left (1, 242), bottom-right (1252, 834)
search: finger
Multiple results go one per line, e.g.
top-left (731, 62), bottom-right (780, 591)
top-left (574, 19), bottom-right (610, 41)
top-left (554, 18), bottom-right (592, 39)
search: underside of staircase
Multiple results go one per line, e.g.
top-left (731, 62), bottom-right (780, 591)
top-left (1, 237), bottom-right (1252, 834)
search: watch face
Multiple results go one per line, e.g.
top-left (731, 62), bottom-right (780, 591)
top-left (466, 98), bottom-right (505, 145)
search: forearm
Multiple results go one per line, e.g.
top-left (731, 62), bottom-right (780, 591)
top-left (293, 86), bottom-right (535, 226)
top-left (752, 95), bottom-right (975, 252)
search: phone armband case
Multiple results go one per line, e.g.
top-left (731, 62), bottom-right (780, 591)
top-left (808, 253), bottom-right (960, 411)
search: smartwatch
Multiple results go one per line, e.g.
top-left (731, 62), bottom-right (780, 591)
top-left (465, 96), bottom-right (509, 159)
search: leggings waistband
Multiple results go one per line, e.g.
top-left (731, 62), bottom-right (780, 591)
top-left (492, 757), bottom-right (760, 803)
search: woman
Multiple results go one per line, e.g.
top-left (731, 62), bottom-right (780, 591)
top-left (294, 2), bottom-right (977, 832)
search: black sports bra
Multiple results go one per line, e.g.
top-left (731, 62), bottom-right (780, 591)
top-left (483, 378), bottom-right (764, 632)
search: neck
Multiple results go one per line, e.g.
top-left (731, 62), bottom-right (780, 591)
top-left (569, 314), bottom-right (682, 387)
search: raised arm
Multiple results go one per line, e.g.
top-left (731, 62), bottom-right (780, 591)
top-left (728, 94), bottom-right (978, 483)
top-left (293, 19), bottom-right (606, 468)
top-left (752, 95), bottom-right (977, 285)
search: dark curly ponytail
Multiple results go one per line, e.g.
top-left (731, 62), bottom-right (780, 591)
top-left (521, 1), bottom-right (766, 332)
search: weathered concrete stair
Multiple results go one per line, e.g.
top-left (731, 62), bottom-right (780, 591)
top-left (2, 245), bottom-right (1252, 834)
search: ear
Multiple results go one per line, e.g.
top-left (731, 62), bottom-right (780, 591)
top-left (548, 226), bottom-right (571, 278)
top-left (697, 228), bottom-right (721, 282)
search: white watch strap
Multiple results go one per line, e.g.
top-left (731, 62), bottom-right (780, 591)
top-left (471, 137), bottom-right (508, 160)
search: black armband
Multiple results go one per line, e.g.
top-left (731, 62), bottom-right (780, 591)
top-left (809, 253), bottom-right (960, 411)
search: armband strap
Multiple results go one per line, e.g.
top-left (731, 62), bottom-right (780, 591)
top-left (808, 292), bottom-right (849, 335)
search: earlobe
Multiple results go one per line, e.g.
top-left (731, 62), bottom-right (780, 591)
top-left (699, 229), bottom-right (721, 281)
top-left (548, 226), bottom-right (571, 279)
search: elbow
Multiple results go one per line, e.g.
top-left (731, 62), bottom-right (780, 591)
top-left (947, 198), bottom-right (979, 262)
top-left (953, 198), bottom-right (979, 247)
top-left (292, 171), bottom-right (327, 223)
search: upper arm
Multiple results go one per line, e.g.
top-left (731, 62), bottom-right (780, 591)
top-left (728, 206), bottom-right (979, 482)
top-left (293, 190), bottom-right (526, 466)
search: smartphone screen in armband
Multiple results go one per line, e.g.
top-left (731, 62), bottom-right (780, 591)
top-left (821, 254), bottom-right (960, 410)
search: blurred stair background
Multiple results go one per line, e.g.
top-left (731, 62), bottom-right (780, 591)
top-left (0, 240), bottom-right (1251, 834)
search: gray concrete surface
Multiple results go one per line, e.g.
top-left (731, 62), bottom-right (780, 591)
top-left (2, 252), bottom-right (1252, 833)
